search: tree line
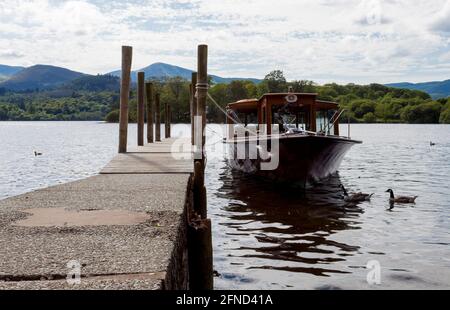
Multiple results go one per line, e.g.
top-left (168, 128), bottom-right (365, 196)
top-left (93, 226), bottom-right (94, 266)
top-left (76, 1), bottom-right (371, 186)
top-left (1, 70), bottom-right (449, 124)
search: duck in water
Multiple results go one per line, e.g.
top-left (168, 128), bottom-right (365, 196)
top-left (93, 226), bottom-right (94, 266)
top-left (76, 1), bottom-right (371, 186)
top-left (341, 185), bottom-right (374, 203)
top-left (386, 189), bottom-right (418, 204)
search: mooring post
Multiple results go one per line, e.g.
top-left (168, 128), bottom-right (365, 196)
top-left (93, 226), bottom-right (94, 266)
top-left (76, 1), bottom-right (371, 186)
top-left (137, 72), bottom-right (145, 146)
top-left (194, 44), bottom-right (208, 217)
top-left (190, 72), bottom-right (197, 146)
top-left (155, 93), bottom-right (161, 142)
top-left (189, 44), bottom-right (213, 290)
top-left (188, 217), bottom-right (213, 290)
top-left (196, 45), bottom-right (208, 169)
top-left (146, 82), bottom-right (154, 143)
top-left (119, 46), bottom-right (132, 153)
top-left (194, 161), bottom-right (207, 219)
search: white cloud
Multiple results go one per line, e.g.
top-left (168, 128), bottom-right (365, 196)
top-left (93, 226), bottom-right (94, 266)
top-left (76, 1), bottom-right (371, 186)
top-left (430, 0), bottom-right (450, 33)
top-left (0, 0), bottom-right (449, 83)
top-left (0, 50), bottom-right (25, 58)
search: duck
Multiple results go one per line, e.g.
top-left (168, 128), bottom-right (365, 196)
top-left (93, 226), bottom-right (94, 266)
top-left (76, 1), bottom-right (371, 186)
top-left (341, 185), bottom-right (374, 203)
top-left (33, 150), bottom-right (43, 156)
top-left (430, 141), bottom-right (436, 146)
top-left (386, 189), bottom-right (418, 204)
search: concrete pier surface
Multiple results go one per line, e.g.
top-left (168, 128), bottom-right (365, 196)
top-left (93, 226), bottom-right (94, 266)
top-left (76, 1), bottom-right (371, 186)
top-left (0, 138), bottom-right (193, 289)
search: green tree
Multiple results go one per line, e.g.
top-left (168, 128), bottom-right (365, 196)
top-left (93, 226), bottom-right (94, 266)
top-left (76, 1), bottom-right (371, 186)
top-left (261, 70), bottom-right (287, 93)
top-left (401, 101), bottom-right (442, 123)
top-left (363, 112), bottom-right (377, 123)
top-left (105, 109), bottom-right (120, 123)
top-left (439, 101), bottom-right (450, 124)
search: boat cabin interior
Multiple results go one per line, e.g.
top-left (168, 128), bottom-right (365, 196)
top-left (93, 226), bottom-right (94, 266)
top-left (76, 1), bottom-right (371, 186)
top-left (226, 93), bottom-right (341, 136)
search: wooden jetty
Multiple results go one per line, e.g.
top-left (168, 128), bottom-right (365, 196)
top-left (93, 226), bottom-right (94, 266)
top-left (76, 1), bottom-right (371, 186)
top-left (102, 138), bottom-right (192, 174)
top-left (0, 45), bottom-right (213, 290)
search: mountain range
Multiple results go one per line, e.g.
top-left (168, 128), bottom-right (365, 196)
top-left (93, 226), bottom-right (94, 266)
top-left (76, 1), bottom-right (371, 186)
top-left (0, 63), bottom-right (449, 99)
top-left (0, 65), bottom-right (86, 91)
top-left (0, 64), bottom-right (25, 81)
top-left (386, 80), bottom-right (450, 99)
top-left (108, 62), bottom-right (261, 84)
top-left (0, 63), bottom-right (260, 91)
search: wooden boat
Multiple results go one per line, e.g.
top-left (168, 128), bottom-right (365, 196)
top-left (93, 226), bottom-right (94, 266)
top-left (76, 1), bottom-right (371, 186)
top-left (225, 92), bottom-right (362, 186)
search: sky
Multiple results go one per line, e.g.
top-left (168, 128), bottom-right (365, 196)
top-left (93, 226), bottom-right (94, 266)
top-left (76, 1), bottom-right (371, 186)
top-left (1, 0), bottom-right (450, 84)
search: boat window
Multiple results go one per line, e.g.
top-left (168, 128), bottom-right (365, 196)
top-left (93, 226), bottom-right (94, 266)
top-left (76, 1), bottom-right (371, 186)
top-left (295, 112), bottom-right (307, 131)
top-left (232, 111), bottom-right (257, 127)
top-left (244, 112), bottom-right (258, 127)
top-left (316, 110), bottom-right (337, 135)
top-left (272, 106), bottom-right (307, 133)
top-left (230, 111), bottom-right (259, 137)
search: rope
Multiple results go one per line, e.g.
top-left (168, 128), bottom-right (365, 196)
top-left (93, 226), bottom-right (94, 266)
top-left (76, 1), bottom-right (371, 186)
top-left (193, 81), bottom-right (246, 128)
top-left (196, 82), bottom-right (209, 90)
top-left (206, 92), bottom-right (261, 137)
top-left (194, 83), bottom-right (307, 138)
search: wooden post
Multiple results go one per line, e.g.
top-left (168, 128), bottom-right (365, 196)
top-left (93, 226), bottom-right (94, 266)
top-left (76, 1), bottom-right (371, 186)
top-left (190, 72), bottom-right (197, 146)
top-left (193, 161), bottom-right (207, 219)
top-left (119, 46), bottom-right (132, 153)
top-left (137, 72), bottom-right (145, 146)
top-left (165, 101), bottom-right (169, 139)
top-left (188, 218), bottom-right (213, 290)
top-left (189, 45), bottom-right (213, 290)
top-left (196, 45), bottom-right (208, 166)
top-left (155, 93), bottom-right (161, 142)
top-left (146, 82), bottom-right (154, 143)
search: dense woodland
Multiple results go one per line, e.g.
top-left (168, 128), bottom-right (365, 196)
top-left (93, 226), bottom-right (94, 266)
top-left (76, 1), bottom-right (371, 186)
top-left (0, 71), bottom-right (449, 124)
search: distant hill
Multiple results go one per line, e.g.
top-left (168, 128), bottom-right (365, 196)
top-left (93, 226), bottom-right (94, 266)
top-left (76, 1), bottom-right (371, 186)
top-left (61, 74), bottom-right (120, 92)
top-left (0, 65), bottom-right (86, 91)
top-left (109, 62), bottom-right (261, 84)
top-left (386, 80), bottom-right (450, 99)
top-left (0, 64), bottom-right (25, 81)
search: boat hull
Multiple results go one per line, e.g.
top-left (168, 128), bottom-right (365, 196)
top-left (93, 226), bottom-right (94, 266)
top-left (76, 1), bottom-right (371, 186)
top-left (226, 135), bottom-right (360, 186)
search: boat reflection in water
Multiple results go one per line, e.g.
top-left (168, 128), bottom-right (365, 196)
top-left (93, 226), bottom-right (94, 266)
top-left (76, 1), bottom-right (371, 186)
top-left (213, 167), bottom-right (366, 289)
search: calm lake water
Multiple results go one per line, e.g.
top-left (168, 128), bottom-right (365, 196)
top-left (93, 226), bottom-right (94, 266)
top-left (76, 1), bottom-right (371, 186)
top-left (0, 122), bottom-right (449, 289)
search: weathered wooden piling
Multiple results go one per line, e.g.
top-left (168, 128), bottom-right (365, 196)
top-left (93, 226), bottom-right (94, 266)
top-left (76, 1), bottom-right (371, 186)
top-left (196, 45), bottom-right (208, 165)
top-left (146, 82), bottom-right (154, 143)
top-left (188, 218), bottom-right (213, 290)
top-left (119, 46), bottom-right (132, 153)
top-left (137, 72), bottom-right (145, 146)
top-left (155, 93), bottom-right (161, 142)
top-left (188, 44), bottom-right (213, 291)
top-left (193, 161), bottom-right (207, 219)
top-left (190, 72), bottom-right (197, 146)
top-left (193, 45), bottom-right (208, 219)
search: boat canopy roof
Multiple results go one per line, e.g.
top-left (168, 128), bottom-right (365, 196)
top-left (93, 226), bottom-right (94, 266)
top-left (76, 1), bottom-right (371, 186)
top-left (227, 93), bottom-right (339, 113)
top-left (227, 99), bottom-right (259, 113)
